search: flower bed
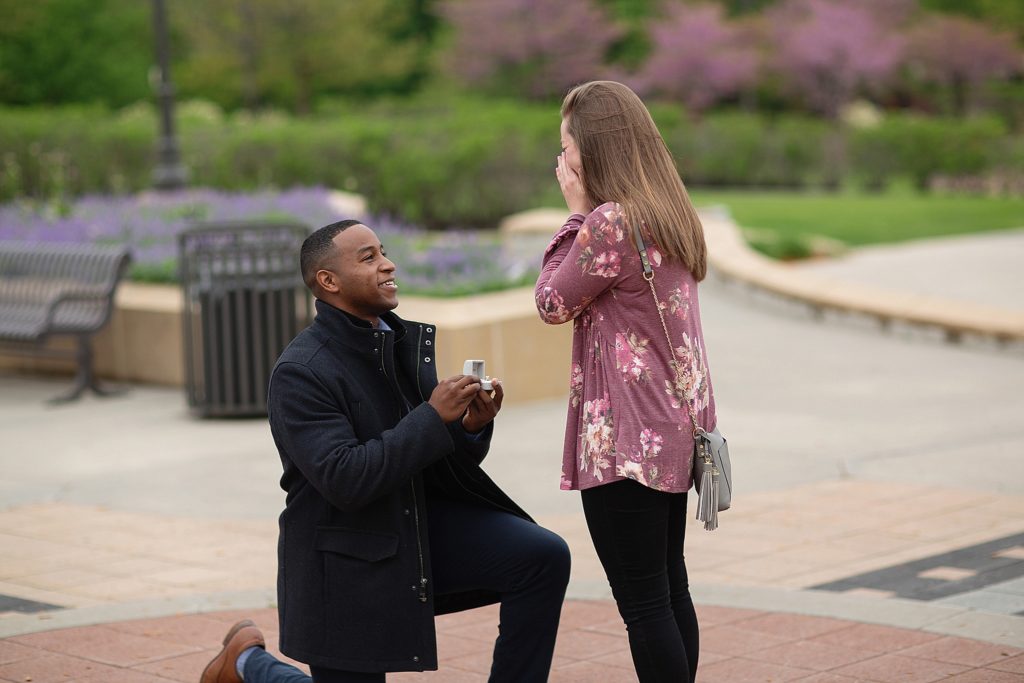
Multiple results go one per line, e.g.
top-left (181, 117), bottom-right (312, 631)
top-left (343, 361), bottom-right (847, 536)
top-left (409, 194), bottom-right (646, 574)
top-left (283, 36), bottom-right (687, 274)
top-left (0, 187), bottom-right (539, 297)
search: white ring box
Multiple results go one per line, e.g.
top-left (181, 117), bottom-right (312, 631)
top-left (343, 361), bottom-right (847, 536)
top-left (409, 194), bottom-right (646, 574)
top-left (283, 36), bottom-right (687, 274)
top-left (463, 359), bottom-right (493, 391)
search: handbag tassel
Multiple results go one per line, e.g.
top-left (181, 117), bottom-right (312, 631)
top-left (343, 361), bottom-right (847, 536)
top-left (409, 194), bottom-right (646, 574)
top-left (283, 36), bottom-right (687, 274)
top-left (696, 462), bottom-right (719, 532)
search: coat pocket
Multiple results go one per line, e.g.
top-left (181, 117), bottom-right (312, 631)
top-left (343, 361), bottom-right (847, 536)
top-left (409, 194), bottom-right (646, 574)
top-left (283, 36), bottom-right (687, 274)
top-left (314, 526), bottom-right (399, 562)
top-left (315, 526), bottom-right (409, 650)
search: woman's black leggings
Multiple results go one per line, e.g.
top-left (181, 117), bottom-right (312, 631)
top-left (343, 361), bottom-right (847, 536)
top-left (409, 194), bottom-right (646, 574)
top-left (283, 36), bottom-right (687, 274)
top-left (581, 479), bottom-right (699, 682)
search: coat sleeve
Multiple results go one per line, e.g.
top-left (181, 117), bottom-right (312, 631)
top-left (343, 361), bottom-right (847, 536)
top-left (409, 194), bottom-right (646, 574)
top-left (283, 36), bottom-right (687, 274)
top-left (534, 202), bottom-right (631, 325)
top-left (268, 360), bottom-right (455, 511)
top-left (448, 420), bottom-right (493, 465)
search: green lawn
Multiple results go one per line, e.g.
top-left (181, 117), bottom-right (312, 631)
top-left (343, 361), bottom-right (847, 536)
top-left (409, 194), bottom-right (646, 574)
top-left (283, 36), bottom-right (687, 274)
top-left (688, 188), bottom-right (1024, 258)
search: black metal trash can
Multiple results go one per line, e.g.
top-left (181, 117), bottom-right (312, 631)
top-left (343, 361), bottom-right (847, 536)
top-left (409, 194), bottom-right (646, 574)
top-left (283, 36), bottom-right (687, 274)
top-left (179, 221), bottom-right (311, 417)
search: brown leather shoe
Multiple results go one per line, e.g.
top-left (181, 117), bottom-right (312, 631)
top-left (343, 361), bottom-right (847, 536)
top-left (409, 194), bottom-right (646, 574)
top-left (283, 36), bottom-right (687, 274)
top-left (200, 619), bottom-right (266, 683)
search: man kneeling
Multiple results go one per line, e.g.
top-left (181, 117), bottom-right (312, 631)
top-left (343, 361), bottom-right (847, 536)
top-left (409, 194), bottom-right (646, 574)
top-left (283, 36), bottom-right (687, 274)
top-left (201, 220), bottom-right (570, 683)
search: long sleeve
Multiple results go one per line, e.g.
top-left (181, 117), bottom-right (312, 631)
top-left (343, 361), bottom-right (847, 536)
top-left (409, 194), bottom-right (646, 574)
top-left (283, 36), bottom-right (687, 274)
top-left (268, 361), bottom-right (454, 511)
top-left (448, 420), bottom-right (493, 465)
top-left (534, 202), bottom-right (630, 325)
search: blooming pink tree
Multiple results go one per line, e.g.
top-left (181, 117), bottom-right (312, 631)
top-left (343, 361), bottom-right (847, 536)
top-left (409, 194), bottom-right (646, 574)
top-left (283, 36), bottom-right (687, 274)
top-left (767, 0), bottom-right (906, 117)
top-left (906, 14), bottom-right (1023, 115)
top-left (855, 0), bottom-right (918, 28)
top-left (440, 0), bottom-right (621, 100)
top-left (636, 3), bottom-right (760, 114)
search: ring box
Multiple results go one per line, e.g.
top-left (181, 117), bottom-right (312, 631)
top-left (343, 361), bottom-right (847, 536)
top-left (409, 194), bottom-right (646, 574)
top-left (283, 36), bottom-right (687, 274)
top-left (463, 359), bottom-right (493, 391)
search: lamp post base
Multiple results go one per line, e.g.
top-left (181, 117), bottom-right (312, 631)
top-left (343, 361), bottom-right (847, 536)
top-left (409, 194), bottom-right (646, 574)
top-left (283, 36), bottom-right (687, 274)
top-left (153, 163), bottom-right (189, 190)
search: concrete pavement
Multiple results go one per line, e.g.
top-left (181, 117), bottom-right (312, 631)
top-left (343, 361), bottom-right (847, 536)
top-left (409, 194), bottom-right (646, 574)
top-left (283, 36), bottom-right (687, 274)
top-left (1, 227), bottom-right (1023, 681)
top-left (794, 228), bottom-right (1024, 312)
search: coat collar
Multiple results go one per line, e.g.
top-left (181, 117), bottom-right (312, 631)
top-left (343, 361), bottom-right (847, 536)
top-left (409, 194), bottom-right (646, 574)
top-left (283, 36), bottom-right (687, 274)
top-left (312, 299), bottom-right (408, 347)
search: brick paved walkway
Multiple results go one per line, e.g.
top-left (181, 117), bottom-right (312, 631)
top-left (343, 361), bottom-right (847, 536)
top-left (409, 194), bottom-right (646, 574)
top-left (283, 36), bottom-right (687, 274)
top-left (3, 226), bottom-right (1024, 682)
top-left (1, 602), bottom-right (1022, 683)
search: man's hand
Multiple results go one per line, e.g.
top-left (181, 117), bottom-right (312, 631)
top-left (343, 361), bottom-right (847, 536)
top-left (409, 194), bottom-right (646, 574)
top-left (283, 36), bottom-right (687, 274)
top-left (462, 378), bottom-right (504, 434)
top-left (428, 375), bottom-right (481, 423)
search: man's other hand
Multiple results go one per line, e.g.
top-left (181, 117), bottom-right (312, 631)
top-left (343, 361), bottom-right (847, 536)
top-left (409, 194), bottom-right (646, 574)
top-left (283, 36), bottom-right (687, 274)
top-left (462, 378), bottom-right (503, 433)
top-left (428, 374), bottom-right (481, 423)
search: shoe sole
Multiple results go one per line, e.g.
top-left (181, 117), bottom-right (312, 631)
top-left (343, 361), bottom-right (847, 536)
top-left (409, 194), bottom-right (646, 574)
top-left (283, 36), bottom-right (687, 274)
top-left (200, 619), bottom-right (257, 683)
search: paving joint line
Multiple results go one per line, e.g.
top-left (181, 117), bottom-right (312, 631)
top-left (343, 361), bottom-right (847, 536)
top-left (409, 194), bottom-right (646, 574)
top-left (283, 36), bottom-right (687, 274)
top-left (1, 584), bottom-right (1019, 649)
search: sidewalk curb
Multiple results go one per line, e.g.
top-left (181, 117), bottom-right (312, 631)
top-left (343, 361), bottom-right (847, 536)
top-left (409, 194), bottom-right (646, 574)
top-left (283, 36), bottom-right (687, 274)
top-left (0, 589), bottom-right (276, 639)
top-left (692, 584), bottom-right (1023, 649)
top-left (700, 206), bottom-right (1024, 344)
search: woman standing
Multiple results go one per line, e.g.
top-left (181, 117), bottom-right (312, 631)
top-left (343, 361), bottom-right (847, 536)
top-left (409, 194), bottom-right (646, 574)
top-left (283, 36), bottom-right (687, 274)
top-left (535, 80), bottom-right (716, 682)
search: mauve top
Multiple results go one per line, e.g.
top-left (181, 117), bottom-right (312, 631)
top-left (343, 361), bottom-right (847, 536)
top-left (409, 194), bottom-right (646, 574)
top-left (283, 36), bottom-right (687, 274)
top-left (534, 201), bottom-right (716, 493)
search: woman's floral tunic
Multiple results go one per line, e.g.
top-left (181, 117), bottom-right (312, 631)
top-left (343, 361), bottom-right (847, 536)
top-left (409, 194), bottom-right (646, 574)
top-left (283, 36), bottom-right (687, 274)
top-left (535, 202), bottom-right (716, 493)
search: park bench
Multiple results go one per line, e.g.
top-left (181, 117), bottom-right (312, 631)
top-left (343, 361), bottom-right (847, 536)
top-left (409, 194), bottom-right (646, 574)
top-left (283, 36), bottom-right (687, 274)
top-left (0, 242), bottom-right (132, 402)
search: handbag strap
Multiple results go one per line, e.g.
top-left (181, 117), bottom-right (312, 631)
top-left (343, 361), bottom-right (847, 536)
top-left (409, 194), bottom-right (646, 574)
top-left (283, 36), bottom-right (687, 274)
top-left (632, 223), bottom-right (704, 439)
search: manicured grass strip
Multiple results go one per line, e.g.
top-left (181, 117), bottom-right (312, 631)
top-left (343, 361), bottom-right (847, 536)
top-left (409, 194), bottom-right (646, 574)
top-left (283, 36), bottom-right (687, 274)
top-left (689, 190), bottom-right (1024, 246)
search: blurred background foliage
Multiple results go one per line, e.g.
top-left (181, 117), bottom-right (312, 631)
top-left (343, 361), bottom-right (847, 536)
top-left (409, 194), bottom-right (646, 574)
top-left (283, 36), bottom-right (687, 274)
top-left (2, 0), bottom-right (1020, 114)
top-left (0, 0), bottom-right (1022, 234)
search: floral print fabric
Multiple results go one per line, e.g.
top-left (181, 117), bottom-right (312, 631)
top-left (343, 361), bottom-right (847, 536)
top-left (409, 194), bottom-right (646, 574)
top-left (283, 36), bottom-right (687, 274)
top-left (535, 202), bottom-right (716, 493)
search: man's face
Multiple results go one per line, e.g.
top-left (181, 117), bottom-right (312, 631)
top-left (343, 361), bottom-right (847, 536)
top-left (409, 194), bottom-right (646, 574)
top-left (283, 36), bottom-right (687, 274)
top-left (320, 224), bottom-right (398, 325)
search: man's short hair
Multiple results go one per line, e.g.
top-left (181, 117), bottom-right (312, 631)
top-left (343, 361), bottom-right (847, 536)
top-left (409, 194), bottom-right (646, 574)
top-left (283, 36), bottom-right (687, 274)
top-left (300, 219), bottom-right (364, 291)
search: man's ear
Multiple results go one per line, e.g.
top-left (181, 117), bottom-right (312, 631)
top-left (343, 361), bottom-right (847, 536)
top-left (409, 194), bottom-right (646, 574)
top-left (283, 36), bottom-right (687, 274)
top-left (316, 268), bottom-right (341, 294)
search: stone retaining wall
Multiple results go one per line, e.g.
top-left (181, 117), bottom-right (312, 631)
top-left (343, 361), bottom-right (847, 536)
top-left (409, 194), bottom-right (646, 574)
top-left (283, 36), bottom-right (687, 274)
top-left (0, 283), bottom-right (574, 402)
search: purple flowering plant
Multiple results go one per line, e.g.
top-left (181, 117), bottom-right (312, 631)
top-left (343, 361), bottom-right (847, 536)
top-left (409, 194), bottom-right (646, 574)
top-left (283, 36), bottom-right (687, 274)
top-left (0, 187), bottom-right (539, 297)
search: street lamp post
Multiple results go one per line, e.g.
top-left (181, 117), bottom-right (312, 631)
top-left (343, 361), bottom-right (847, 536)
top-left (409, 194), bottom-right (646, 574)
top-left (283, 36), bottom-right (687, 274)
top-left (151, 0), bottom-right (188, 190)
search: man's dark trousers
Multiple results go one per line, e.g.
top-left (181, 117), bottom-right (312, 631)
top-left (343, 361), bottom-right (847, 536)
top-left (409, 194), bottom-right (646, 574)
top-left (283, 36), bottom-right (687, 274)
top-left (242, 496), bottom-right (570, 683)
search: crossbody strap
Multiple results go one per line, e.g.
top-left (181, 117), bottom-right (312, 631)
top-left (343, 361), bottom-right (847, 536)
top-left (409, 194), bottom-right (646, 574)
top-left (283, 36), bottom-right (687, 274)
top-left (632, 223), bottom-right (704, 438)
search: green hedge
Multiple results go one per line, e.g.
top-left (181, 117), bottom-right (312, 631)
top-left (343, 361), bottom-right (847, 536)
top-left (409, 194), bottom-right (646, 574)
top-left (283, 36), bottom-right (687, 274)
top-left (0, 106), bottom-right (154, 199)
top-left (662, 113), bottom-right (831, 189)
top-left (1, 99), bottom-right (1021, 228)
top-left (0, 98), bottom-right (561, 228)
top-left (850, 115), bottom-right (1008, 191)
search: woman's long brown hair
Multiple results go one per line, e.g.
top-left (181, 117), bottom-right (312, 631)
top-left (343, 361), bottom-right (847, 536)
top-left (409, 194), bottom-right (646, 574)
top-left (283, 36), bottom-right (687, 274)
top-left (562, 80), bottom-right (707, 281)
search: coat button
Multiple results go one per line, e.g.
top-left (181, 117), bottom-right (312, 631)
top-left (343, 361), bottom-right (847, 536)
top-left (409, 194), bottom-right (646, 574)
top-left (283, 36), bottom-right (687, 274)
top-left (413, 656), bottom-right (420, 663)
top-left (425, 340), bottom-right (431, 346)
top-left (425, 327), bottom-right (432, 332)
top-left (403, 508), bottom-right (410, 515)
top-left (373, 332), bottom-right (379, 338)
top-left (424, 357), bottom-right (431, 363)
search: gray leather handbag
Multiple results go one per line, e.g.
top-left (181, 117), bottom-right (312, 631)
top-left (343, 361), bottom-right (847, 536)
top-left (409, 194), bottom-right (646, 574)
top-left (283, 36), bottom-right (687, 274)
top-left (693, 427), bottom-right (732, 530)
top-left (633, 224), bottom-right (733, 531)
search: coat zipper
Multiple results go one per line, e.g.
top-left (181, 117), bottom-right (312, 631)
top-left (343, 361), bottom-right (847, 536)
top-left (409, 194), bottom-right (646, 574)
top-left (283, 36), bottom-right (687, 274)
top-left (380, 336), bottom-right (429, 604)
top-left (411, 324), bottom-right (428, 602)
top-left (410, 481), bottom-right (428, 602)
